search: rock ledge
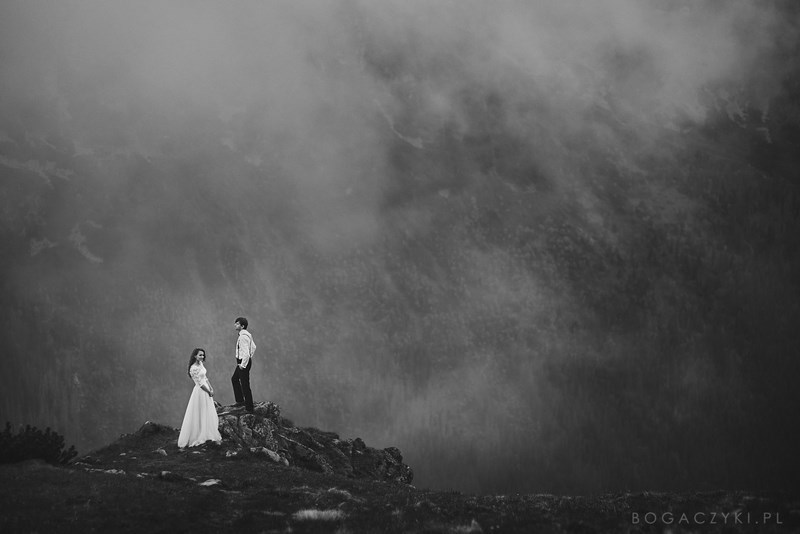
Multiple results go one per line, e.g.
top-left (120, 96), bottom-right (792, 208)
top-left (215, 401), bottom-right (413, 484)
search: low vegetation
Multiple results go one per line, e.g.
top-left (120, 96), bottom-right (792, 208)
top-left (1, 421), bottom-right (797, 533)
top-left (0, 422), bottom-right (77, 465)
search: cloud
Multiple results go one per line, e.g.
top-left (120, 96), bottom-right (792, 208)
top-left (1, 0), bottom-right (796, 493)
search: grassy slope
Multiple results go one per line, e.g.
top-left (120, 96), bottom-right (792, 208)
top-left (1, 424), bottom-right (798, 533)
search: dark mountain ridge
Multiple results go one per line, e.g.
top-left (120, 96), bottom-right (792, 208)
top-left (1, 1), bottom-right (799, 495)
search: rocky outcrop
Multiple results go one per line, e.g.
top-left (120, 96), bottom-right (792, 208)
top-left (216, 402), bottom-right (413, 485)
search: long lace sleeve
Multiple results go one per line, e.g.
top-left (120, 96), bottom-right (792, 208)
top-left (189, 364), bottom-right (204, 387)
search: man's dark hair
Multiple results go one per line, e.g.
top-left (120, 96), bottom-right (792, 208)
top-left (235, 317), bottom-right (248, 329)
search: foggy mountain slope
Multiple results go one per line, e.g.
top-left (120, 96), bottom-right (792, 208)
top-left (1, 1), bottom-right (799, 495)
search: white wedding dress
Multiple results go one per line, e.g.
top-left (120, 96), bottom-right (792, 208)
top-left (178, 362), bottom-right (222, 448)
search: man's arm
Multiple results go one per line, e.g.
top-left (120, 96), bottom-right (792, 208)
top-left (238, 336), bottom-right (251, 368)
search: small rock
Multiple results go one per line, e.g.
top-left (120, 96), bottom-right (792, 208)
top-left (452, 519), bottom-right (483, 533)
top-left (327, 488), bottom-right (354, 500)
top-left (293, 509), bottom-right (346, 521)
top-left (250, 446), bottom-right (289, 465)
top-left (104, 469), bottom-right (125, 475)
top-left (199, 479), bottom-right (222, 487)
top-left (153, 448), bottom-right (167, 456)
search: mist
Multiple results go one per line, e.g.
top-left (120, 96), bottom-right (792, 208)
top-left (1, 0), bottom-right (799, 494)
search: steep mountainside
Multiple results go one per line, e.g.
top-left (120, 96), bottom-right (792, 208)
top-left (1, 1), bottom-right (799, 494)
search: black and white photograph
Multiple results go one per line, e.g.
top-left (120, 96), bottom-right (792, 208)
top-left (1, 1), bottom-right (799, 532)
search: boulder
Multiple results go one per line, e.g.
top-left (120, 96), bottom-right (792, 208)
top-left (215, 402), bottom-right (413, 484)
top-left (218, 404), bottom-right (281, 452)
top-left (250, 447), bottom-right (288, 465)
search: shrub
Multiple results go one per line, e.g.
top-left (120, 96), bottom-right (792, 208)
top-left (0, 422), bottom-right (77, 465)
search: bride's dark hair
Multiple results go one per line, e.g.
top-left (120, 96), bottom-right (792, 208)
top-left (187, 347), bottom-right (206, 376)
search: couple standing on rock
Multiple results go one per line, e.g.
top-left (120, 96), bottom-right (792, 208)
top-left (177, 317), bottom-right (257, 448)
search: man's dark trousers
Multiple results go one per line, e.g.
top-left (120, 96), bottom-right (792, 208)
top-left (232, 359), bottom-right (253, 411)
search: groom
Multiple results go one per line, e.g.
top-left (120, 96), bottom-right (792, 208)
top-left (231, 317), bottom-right (257, 412)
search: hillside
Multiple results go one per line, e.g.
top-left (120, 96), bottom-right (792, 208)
top-left (1, 414), bottom-right (798, 533)
top-left (1, 1), bottom-right (799, 495)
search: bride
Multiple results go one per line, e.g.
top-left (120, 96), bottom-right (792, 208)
top-left (178, 348), bottom-right (222, 448)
